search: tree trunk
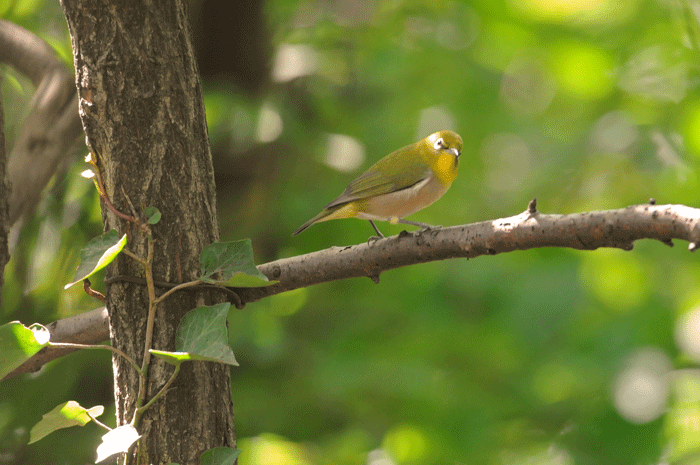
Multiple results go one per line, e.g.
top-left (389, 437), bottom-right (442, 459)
top-left (0, 73), bottom-right (9, 304)
top-left (59, 1), bottom-right (235, 463)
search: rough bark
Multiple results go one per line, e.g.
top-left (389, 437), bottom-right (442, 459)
top-left (59, 1), bottom-right (234, 463)
top-left (0, 73), bottom-right (9, 302)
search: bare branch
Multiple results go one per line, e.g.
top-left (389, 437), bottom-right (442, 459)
top-left (5, 202), bottom-right (699, 379)
top-left (0, 19), bottom-right (83, 224)
top-left (242, 202), bottom-right (700, 302)
top-left (0, 20), bottom-right (59, 84)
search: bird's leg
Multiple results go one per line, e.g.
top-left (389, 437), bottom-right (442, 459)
top-left (397, 219), bottom-right (439, 229)
top-left (367, 220), bottom-right (385, 243)
top-left (397, 218), bottom-right (442, 235)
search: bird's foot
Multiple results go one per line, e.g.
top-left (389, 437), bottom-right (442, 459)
top-left (419, 224), bottom-right (441, 232)
top-left (367, 235), bottom-right (383, 245)
top-left (367, 220), bottom-right (385, 244)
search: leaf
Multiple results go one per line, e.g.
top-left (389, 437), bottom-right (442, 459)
top-left (150, 350), bottom-right (191, 366)
top-left (0, 322), bottom-right (50, 379)
top-left (199, 240), bottom-right (276, 287)
top-left (29, 401), bottom-right (104, 444)
top-left (95, 425), bottom-right (140, 463)
top-left (152, 303), bottom-right (238, 366)
top-left (145, 206), bottom-right (161, 225)
top-left (65, 230), bottom-right (127, 289)
top-left (200, 447), bottom-right (241, 465)
top-left (177, 303), bottom-right (238, 365)
top-left (220, 272), bottom-right (277, 288)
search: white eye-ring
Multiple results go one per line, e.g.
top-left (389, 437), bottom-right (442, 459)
top-left (433, 138), bottom-right (445, 150)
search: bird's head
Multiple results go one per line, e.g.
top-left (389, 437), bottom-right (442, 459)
top-left (426, 130), bottom-right (462, 160)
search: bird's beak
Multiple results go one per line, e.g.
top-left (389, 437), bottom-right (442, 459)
top-left (449, 148), bottom-right (460, 158)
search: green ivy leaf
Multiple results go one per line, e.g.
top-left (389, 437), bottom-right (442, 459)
top-left (65, 230), bottom-right (127, 289)
top-left (29, 401), bottom-right (104, 444)
top-left (200, 447), bottom-right (242, 465)
top-left (145, 206), bottom-right (161, 225)
top-left (95, 425), bottom-right (140, 463)
top-left (0, 322), bottom-right (50, 379)
top-left (151, 303), bottom-right (238, 367)
top-left (177, 303), bottom-right (238, 365)
top-left (199, 239), bottom-right (276, 287)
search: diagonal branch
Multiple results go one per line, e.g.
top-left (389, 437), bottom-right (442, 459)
top-left (4, 201), bottom-right (700, 379)
top-left (0, 19), bottom-right (83, 224)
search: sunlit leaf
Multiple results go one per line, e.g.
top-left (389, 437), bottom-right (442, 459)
top-left (95, 425), bottom-right (140, 463)
top-left (0, 322), bottom-right (50, 379)
top-left (29, 401), bottom-right (104, 444)
top-left (150, 350), bottom-right (189, 366)
top-left (64, 230), bottom-right (127, 289)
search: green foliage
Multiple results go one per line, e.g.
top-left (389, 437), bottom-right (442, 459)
top-left (28, 401), bottom-right (104, 444)
top-left (199, 239), bottom-right (276, 287)
top-left (64, 230), bottom-right (126, 289)
top-left (0, 322), bottom-right (49, 379)
top-left (4, 0), bottom-right (700, 464)
top-left (145, 206), bottom-right (161, 225)
top-left (151, 303), bottom-right (239, 367)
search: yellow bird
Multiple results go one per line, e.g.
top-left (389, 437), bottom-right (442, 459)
top-left (293, 130), bottom-right (463, 238)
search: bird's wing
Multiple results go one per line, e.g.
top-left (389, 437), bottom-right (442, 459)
top-left (324, 150), bottom-right (431, 209)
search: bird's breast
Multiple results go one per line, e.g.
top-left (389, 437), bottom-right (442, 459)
top-left (354, 174), bottom-right (450, 221)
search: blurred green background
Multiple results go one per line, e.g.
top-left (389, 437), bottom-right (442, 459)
top-left (2, 0), bottom-right (700, 464)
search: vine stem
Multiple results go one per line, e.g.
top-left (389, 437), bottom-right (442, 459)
top-left (49, 341), bottom-right (143, 376)
top-left (132, 236), bottom-right (157, 427)
top-left (91, 164), bottom-right (137, 224)
top-left (122, 248), bottom-right (146, 266)
top-left (87, 410), bottom-right (113, 432)
top-left (134, 363), bottom-right (181, 417)
top-left (153, 280), bottom-right (202, 305)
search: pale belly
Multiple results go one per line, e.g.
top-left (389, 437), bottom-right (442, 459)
top-left (354, 175), bottom-right (449, 221)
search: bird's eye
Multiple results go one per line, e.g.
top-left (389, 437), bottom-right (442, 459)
top-left (433, 138), bottom-right (445, 150)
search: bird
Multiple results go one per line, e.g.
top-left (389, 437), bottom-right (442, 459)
top-left (293, 130), bottom-right (463, 238)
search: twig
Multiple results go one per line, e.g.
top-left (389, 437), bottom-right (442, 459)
top-left (87, 410), bottom-right (113, 432)
top-left (121, 248), bottom-right (146, 266)
top-left (104, 276), bottom-right (243, 308)
top-left (93, 165), bottom-right (137, 224)
top-left (153, 280), bottom-right (203, 305)
top-left (83, 279), bottom-right (106, 303)
top-left (49, 341), bottom-right (142, 375)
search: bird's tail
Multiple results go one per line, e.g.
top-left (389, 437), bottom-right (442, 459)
top-left (293, 201), bottom-right (359, 236)
top-left (292, 209), bottom-right (332, 236)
